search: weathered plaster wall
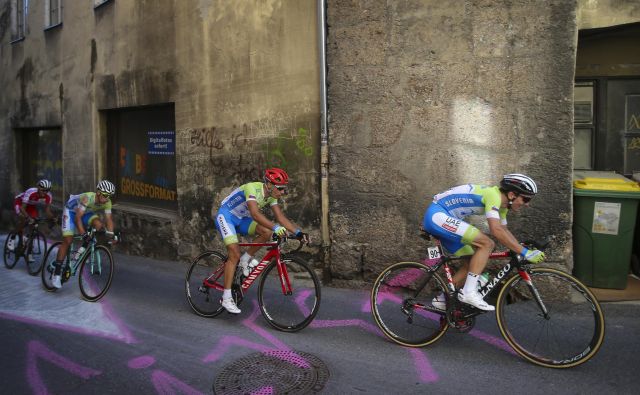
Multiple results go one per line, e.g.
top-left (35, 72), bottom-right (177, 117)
top-left (0, 1), bottom-right (320, 263)
top-left (326, 0), bottom-right (577, 285)
top-left (577, 0), bottom-right (640, 29)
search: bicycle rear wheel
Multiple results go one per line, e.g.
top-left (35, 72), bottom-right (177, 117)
top-left (41, 242), bottom-right (65, 291)
top-left (26, 231), bottom-right (47, 276)
top-left (185, 251), bottom-right (227, 318)
top-left (4, 232), bottom-right (21, 269)
top-left (79, 245), bottom-right (114, 301)
top-left (496, 267), bottom-right (605, 368)
top-left (258, 255), bottom-right (321, 332)
top-left (371, 262), bottom-right (449, 347)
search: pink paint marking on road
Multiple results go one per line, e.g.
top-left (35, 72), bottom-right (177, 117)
top-left (469, 329), bottom-right (517, 355)
top-left (26, 340), bottom-right (101, 395)
top-left (408, 348), bottom-right (439, 383)
top-left (151, 370), bottom-right (205, 395)
top-left (242, 300), bottom-right (290, 351)
top-left (128, 355), bottom-right (156, 369)
top-left (99, 298), bottom-right (138, 344)
top-left (202, 336), bottom-right (277, 363)
top-left (294, 289), bottom-right (312, 317)
top-left (361, 290), bottom-right (402, 313)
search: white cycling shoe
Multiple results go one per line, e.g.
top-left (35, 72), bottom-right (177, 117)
top-left (431, 293), bottom-right (446, 310)
top-left (221, 297), bottom-right (241, 314)
top-left (457, 290), bottom-right (495, 311)
top-left (52, 275), bottom-right (62, 289)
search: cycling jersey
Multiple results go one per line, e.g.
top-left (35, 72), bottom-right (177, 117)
top-left (62, 192), bottom-right (112, 236)
top-left (423, 184), bottom-right (507, 256)
top-left (215, 182), bottom-right (279, 245)
top-left (432, 184), bottom-right (508, 223)
top-left (13, 188), bottom-right (52, 217)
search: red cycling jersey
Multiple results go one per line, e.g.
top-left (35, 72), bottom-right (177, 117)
top-left (14, 187), bottom-right (52, 218)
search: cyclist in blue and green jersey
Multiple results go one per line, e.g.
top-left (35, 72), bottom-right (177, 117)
top-left (422, 174), bottom-right (545, 311)
top-left (51, 180), bottom-right (118, 289)
top-left (214, 168), bottom-right (309, 314)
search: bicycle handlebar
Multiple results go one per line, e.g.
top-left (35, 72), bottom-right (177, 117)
top-left (271, 233), bottom-right (307, 253)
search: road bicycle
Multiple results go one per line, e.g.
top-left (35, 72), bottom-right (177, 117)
top-left (3, 218), bottom-right (49, 275)
top-left (370, 231), bottom-right (605, 368)
top-left (41, 228), bottom-right (116, 302)
top-left (185, 235), bottom-right (321, 332)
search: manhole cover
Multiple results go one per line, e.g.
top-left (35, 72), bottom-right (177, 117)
top-left (213, 350), bottom-right (329, 395)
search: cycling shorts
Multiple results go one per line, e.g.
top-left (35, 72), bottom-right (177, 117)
top-left (13, 198), bottom-right (38, 218)
top-left (422, 203), bottom-right (480, 256)
top-left (215, 209), bottom-right (258, 246)
top-left (61, 207), bottom-right (99, 237)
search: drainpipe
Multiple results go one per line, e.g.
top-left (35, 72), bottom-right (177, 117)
top-left (318, 0), bottom-right (331, 260)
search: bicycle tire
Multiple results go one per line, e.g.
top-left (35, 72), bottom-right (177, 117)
top-left (371, 262), bottom-right (449, 347)
top-left (495, 267), bottom-right (605, 368)
top-left (3, 231), bottom-right (20, 269)
top-left (258, 255), bottom-right (321, 332)
top-left (79, 245), bottom-right (114, 302)
top-left (41, 241), bottom-right (65, 292)
top-left (185, 250), bottom-right (227, 318)
top-left (26, 230), bottom-right (48, 276)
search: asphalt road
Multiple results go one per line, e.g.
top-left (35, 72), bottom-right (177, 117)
top-left (1, 234), bottom-right (639, 394)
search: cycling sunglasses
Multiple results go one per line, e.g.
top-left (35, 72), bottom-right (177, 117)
top-left (274, 185), bottom-right (288, 194)
top-left (519, 195), bottom-right (533, 203)
top-left (99, 191), bottom-right (114, 199)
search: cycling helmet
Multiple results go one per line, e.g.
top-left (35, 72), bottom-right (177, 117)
top-left (264, 168), bottom-right (289, 185)
top-left (37, 179), bottom-right (52, 191)
top-left (96, 180), bottom-right (116, 196)
top-left (500, 173), bottom-right (538, 195)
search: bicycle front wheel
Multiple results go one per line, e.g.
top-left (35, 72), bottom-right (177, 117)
top-left (4, 232), bottom-right (21, 269)
top-left (371, 262), bottom-right (449, 347)
top-left (42, 241), bottom-right (64, 292)
top-left (27, 231), bottom-right (47, 276)
top-left (78, 245), bottom-right (114, 301)
top-left (185, 251), bottom-right (227, 318)
top-left (496, 267), bottom-right (605, 368)
top-left (258, 255), bottom-right (321, 332)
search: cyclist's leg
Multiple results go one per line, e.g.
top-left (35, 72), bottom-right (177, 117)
top-left (423, 204), bottom-right (494, 310)
top-left (215, 210), bottom-right (243, 313)
top-left (244, 221), bottom-right (269, 256)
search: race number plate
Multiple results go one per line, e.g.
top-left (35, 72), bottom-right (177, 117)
top-left (427, 246), bottom-right (441, 260)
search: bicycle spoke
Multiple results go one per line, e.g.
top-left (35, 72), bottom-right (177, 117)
top-left (496, 268), bottom-right (605, 368)
top-left (371, 262), bottom-right (448, 347)
top-left (258, 256), bottom-right (320, 332)
top-left (79, 246), bottom-right (114, 301)
top-left (3, 232), bottom-right (21, 269)
top-left (185, 251), bottom-right (226, 317)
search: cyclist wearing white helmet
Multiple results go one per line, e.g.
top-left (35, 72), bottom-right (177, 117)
top-left (422, 173), bottom-right (545, 311)
top-left (9, 180), bottom-right (56, 253)
top-left (51, 180), bottom-right (118, 289)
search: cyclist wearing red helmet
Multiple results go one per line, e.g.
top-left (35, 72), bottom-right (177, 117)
top-left (214, 167), bottom-right (309, 314)
top-left (422, 174), bottom-right (545, 311)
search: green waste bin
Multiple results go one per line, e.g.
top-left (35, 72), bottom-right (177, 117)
top-left (573, 171), bottom-right (640, 289)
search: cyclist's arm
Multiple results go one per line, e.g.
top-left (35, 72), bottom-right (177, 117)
top-left (45, 204), bottom-right (54, 219)
top-left (270, 204), bottom-right (300, 234)
top-left (487, 218), bottom-right (526, 255)
top-left (74, 206), bottom-right (87, 234)
top-left (247, 200), bottom-right (277, 230)
top-left (104, 213), bottom-right (115, 232)
top-left (19, 202), bottom-right (30, 218)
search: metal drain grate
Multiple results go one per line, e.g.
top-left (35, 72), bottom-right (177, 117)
top-left (213, 350), bottom-right (329, 394)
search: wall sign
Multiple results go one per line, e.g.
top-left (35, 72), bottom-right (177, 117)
top-left (592, 201), bottom-right (621, 235)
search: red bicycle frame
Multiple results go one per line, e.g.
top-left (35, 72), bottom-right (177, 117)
top-left (203, 240), bottom-right (293, 295)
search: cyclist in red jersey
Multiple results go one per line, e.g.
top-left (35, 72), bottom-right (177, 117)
top-left (12, 179), bottom-right (55, 234)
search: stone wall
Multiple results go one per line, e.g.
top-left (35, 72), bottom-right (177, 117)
top-left (326, 0), bottom-right (577, 285)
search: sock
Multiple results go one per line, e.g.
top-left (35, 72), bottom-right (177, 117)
top-left (239, 252), bottom-right (252, 265)
top-left (53, 260), bottom-right (62, 275)
top-left (462, 272), bottom-right (479, 295)
top-left (223, 289), bottom-right (232, 299)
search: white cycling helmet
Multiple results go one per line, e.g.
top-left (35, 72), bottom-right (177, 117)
top-left (97, 180), bottom-right (116, 196)
top-left (500, 173), bottom-right (538, 195)
top-left (37, 179), bottom-right (52, 191)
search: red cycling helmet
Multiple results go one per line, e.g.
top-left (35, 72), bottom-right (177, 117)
top-left (264, 168), bottom-right (289, 185)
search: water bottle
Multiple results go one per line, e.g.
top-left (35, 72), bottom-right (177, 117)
top-left (73, 246), bottom-right (86, 262)
top-left (477, 272), bottom-right (490, 292)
